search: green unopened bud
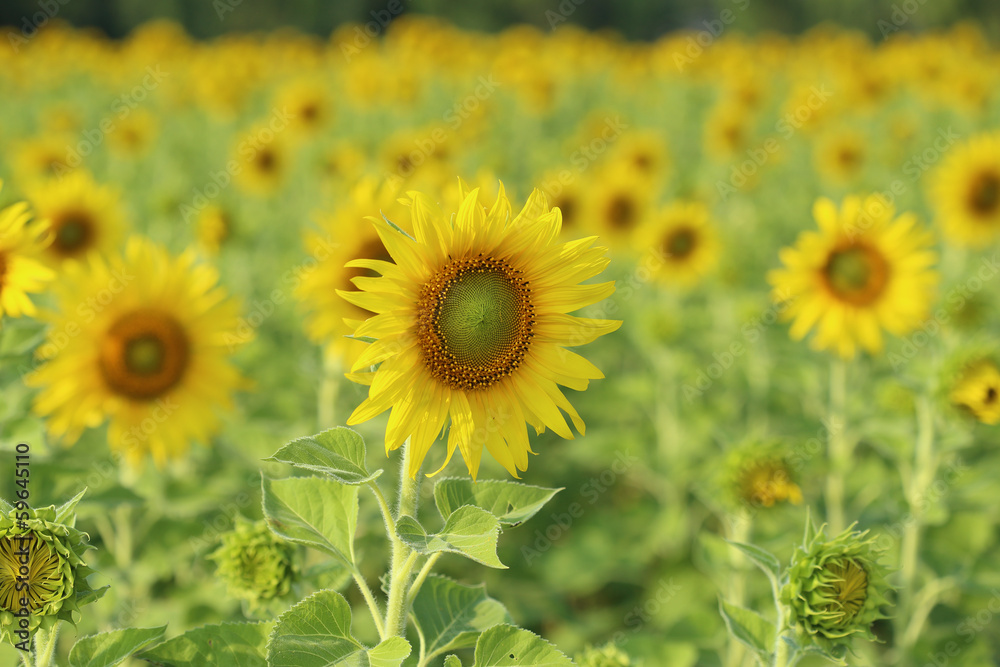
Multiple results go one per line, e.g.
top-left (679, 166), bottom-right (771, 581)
top-left (0, 502), bottom-right (104, 646)
top-left (574, 643), bottom-right (635, 667)
top-left (781, 524), bottom-right (893, 655)
top-left (208, 518), bottom-right (296, 611)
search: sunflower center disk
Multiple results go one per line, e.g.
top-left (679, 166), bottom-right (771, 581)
top-left (99, 309), bottom-right (191, 400)
top-left (820, 559), bottom-right (869, 626)
top-left (666, 227), bottom-right (697, 259)
top-left (0, 535), bottom-right (61, 613)
top-left (970, 171), bottom-right (1000, 217)
top-left (822, 244), bottom-right (889, 305)
top-left (418, 257), bottom-right (534, 391)
top-left (53, 215), bottom-right (93, 255)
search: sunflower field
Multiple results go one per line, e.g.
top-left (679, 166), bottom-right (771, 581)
top-left (1, 7), bottom-right (1000, 667)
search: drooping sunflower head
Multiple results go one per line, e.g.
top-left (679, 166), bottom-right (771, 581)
top-left (340, 180), bottom-right (620, 479)
top-left (208, 518), bottom-right (297, 612)
top-left (723, 442), bottom-right (803, 510)
top-left (0, 182), bottom-right (56, 319)
top-left (27, 236), bottom-right (247, 468)
top-left (930, 132), bottom-right (1000, 247)
top-left (638, 200), bottom-right (719, 287)
top-left (781, 524), bottom-right (892, 656)
top-left (949, 358), bottom-right (1000, 425)
top-left (0, 500), bottom-right (104, 646)
top-left (767, 195), bottom-right (938, 359)
top-left (26, 171), bottom-right (128, 265)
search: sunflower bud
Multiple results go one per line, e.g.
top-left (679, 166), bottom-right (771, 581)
top-left (781, 524), bottom-right (892, 655)
top-left (208, 518), bottom-right (296, 611)
top-left (724, 442), bottom-right (803, 510)
top-left (0, 503), bottom-right (103, 646)
top-left (574, 643), bottom-right (636, 667)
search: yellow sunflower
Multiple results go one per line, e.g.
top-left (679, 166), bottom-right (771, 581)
top-left (0, 182), bottom-right (56, 319)
top-left (814, 128), bottom-right (867, 185)
top-left (107, 108), bottom-right (159, 158)
top-left (950, 360), bottom-right (1000, 424)
top-left (196, 205), bottom-right (232, 255)
top-left (340, 182), bottom-right (620, 479)
top-left (636, 201), bottom-right (719, 287)
top-left (27, 237), bottom-right (246, 467)
top-left (768, 195), bottom-right (938, 359)
top-left (11, 134), bottom-right (77, 183)
top-left (26, 171), bottom-right (127, 266)
top-left (233, 125), bottom-right (291, 196)
top-left (583, 166), bottom-right (655, 248)
top-left (930, 132), bottom-right (1000, 247)
top-left (274, 79), bottom-right (333, 137)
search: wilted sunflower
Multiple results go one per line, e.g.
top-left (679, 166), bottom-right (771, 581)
top-left (0, 182), bottom-right (55, 320)
top-left (930, 132), bottom-right (1000, 247)
top-left (26, 171), bottom-right (128, 265)
top-left (636, 201), bottom-right (719, 287)
top-left (768, 195), bottom-right (938, 359)
top-left (950, 359), bottom-right (1000, 424)
top-left (340, 182), bottom-right (620, 478)
top-left (28, 237), bottom-right (246, 467)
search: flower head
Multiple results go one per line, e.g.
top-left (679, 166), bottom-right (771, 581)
top-left (209, 518), bottom-right (296, 612)
top-left (949, 359), bottom-right (1000, 425)
top-left (0, 181), bottom-right (55, 320)
top-left (724, 442), bottom-right (803, 510)
top-left (930, 132), bottom-right (1000, 247)
top-left (781, 524), bottom-right (892, 656)
top-left (340, 181), bottom-right (620, 479)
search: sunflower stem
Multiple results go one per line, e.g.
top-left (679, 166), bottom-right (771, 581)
top-left (725, 512), bottom-right (752, 667)
top-left (384, 441), bottom-right (421, 637)
top-left (33, 624), bottom-right (59, 667)
top-left (825, 359), bottom-right (849, 534)
top-left (407, 553), bottom-right (441, 606)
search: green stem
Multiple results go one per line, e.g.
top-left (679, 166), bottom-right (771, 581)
top-left (352, 570), bottom-right (386, 640)
top-left (113, 505), bottom-right (133, 570)
top-left (725, 512), bottom-right (752, 667)
top-left (773, 636), bottom-right (789, 667)
top-left (33, 625), bottom-right (59, 667)
top-left (318, 351), bottom-right (340, 429)
top-left (825, 359), bottom-right (849, 534)
top-left (384, 442), bottom-right (422, 637)
top-left (407, 553), bottom-right (442, 606)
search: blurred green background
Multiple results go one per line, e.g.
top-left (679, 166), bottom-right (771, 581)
top-left (1, 0), bottom-right (999, 40)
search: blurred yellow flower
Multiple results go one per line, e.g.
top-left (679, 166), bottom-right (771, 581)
top-left (930, 132), bottom-right (1000, 247)
top-left (0, 182), bottom-right (55, 320)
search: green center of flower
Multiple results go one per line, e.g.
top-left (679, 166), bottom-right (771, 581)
top-left (52, 213), bottom-right (93, 256)
top-left (417, 256), bottom-right (534, 391)
top-left (969, 171), bottom-right (1000, 217)
top-left (99, 309), bottom-right (190, 400)
top-left (0, 534), bottom-right (63, 614)
top-left (822, 243), bottom-right (890, 306)
top-left (665, 227), bottom-right (697, 259)
top-left (820, 559), bottom-right (869, 627)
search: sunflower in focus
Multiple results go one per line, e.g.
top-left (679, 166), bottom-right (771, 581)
top-left (28, 237), bottom-right (247, 467)
top-left (0, 182), bottom-right (55, 319)
top-left (26, 171), bottom-right (127, 266)
top-left (768, 195), bottom-right (938, 359)
top-left (930, 132), bottom-right (1000, 247)
top-left (637, 201), bottom-right (719, 287)
top-left (340, 182), bottom-right (620, 479)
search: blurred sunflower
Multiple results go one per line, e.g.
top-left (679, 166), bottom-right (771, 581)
top-left (950, 360), bottom-right (1000, 424)
top-left (637, 201), bottom-right (719, 287)
top-left (539, 172), bottom-right (586, 235)
top-left (233, 126), bottom-right (291, 196)
top-left (609, 130), bottom-right (671, 183)
top-left (12, 134), bottom-right (77, 182)
top-left (0, 182), bottom-right (55, 320)
top-left (340, 182), bottom-right (620, 478)
top-left (275, 79), bottom-right (333, 137)
top-left (930, 132), bottom-right (1000, 247)
top-left (768, 195), bottom-right (938, 359)
top-left (28, 237), bottom-right (246, 467)
top-left (585, 167), bottom-right (654, 247)
top-left (26, 171), bottom-right (127, 265)
top-left (814, 128), bottom-right (867, 184)
top-left (704, 103), bottom-right (750, 159)
top-left (107, 108), bottom-right (159, 158)
top-left (196, 205), bottom-right (232, 255)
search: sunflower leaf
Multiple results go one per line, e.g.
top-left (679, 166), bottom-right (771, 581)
top-left (396, 506), bottom-right (506, 569)
top-left (137, 621), bottom-right (271, 666)
top-left (471, 624), bottom-right (573, 666)
top-left (718, 598), bottom-right (775, 659)
top-left (68, 625), bottom-right (167, 667)
top-left (261, 475), bottom-right (358, 567)
top-left (726, 540), bottom-right (782, 589)
top-left (410, 575), bottom-right (512, 661)
top-left (444, 656), bottom-right (463, 667)
top-left (434, 479), bottom-right (562, 526)
top-left (55, 487), bottom-right (88, 526)
top-left (266, 589), bottom-right (411, 666)
top-left (265, 427), bottom-right (382, 485)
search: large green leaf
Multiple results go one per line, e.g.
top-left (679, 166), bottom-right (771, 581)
top-left (472, 625), bottom-right (572, 666)
top-left (434, 479), bottom-right (561, 526)
top-left (138, 622), bottom-right (271, 666)
top-left (267, 589), bottom-right (411, 666)
top-left (718, 599), bottom-right (775, 658)
top-left (396, 506), bottom-right (505, 569)
top-left (69, 626), bottom-right (167, 667)
top-left (261, 475), bottom-right (358, 567)
top-left (410, 575), bottom-right (511, 661)
top-left (265, 427), bottom-right (382, 485)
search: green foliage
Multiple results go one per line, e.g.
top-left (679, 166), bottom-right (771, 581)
top-left (67, 626), bottom-right (167, 667)
top-left (434, 479), bottom-right (562, 526)
top-left (396, 507), bottom-right (506, 569)
top-left (265, 427), bottom-right (383, 485)
top-left (471, 624), bottom-right (573, 666)
top-left (260, 475), bottom-right (359, 568)
top-left (138, 622), bottom-right (272, 666)
top-left (409, 575), bottom-right (512, 661)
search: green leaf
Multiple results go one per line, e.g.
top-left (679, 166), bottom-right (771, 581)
top-left (0, 318), bottom-right (46, 357)
top-left (726, 541), bottom-right (782, 588)
top-left (138, 622), bottom-right (271, 666)
top-left (444, 657), bottom-right (462, 667)
top-left (0, 497), bottom-right (13, 514)
top-left (472, 624), bottom-right (572, 666)
top-left (718, 599), bottom-right (775, 658)
top-left (68, 625), bottom-right (167, 667)
top-left (265, 427), bottom-right (382, 485)
top-left (55, 488), bottom-right (88, 526)
top-left (266, 590), bottom-right (411, 666)
top-left (261, 475), bottom-right (358, 567)
top-left (396, 506), bottom-right (506, 569)
top-left (410, 575), bottom-right (512, 661)
top-left (434, 479), bottom-right (562, 526)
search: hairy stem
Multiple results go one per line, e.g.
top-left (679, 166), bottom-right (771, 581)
top-left (33, 625), bottom-right (59, 667)
top-left (384, 442), bottom-right (421, 637)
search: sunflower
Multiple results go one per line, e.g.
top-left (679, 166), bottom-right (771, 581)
top-left (950, 360), bottom-right (1000, 424)
top-left (608, 130), bottom-right (671, 183)
top-left (26, 171), bottom-right (127, 265)
top-left (27, 237), bottom-right (246, 467)
top-left (11, 134), bottom-right (77, 183)
top-left (636, 201), bottom-right (719, 287)
top-left (930, 132), bottom-right (1000, 247)
top-left (340, 182), bottom-right (619, 479)
top-left (274, 79), bottom-right (333, 137)
top-left (583, 166), bottom-right (655, 248)
top-left (814, 128), bottom-right (867, 184)
top-left (196, 205), bottom-right (232, 255)
top-left (0, 182), bottom-right (55, 320)
top-left (233, 125), bottom-right (291, 196)
top-left (107, 108), bottom-right (159, 158)
top-left (768, 195), bottom-right (938, 359)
